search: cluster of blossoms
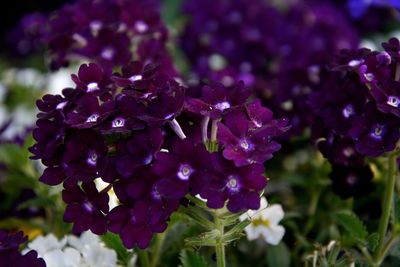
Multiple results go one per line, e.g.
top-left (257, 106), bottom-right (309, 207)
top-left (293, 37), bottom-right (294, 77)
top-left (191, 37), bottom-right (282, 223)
top-left (30, 61), bottom-right (289, 248)
top-left (24, 232), bottom-right (119, 267)
top-left (0, 230), bottom-right (45, 267)
top-left (10, 0), bottom-right (175, 75)
top-left (310, 38), bottom-right (400, 198)
top-left (180, 0), bottom-right (359, 137)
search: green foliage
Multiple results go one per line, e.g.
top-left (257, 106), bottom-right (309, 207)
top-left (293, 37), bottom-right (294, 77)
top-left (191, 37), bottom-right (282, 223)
top-left (367, 233), bottom-right (379, 253)
top-left (336, 211), bottom-right (368, 244)
top-left (266, 242), bottom-right (291, 267)
top-left (179, 250), bottom-right (211, 267)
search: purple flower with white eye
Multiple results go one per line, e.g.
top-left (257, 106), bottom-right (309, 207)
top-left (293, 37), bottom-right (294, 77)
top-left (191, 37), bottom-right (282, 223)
top-left (77, 29), bottom-right (132, 71)
top-left (65, 93), bottom-right (114, 129)
top-left (71, 63), bottom-right (110, 94)
top-left (135, 75), bottom-right (185, 126)
top-left (111, 61), bottom-right (158, 87)
top-left (371, 80), bottom-right (400, 117)
top-left (63, 180), bottom-right (109, 235)
top-left (0, 230), bottom-right (45, 267)
top-left (317, 134), bottom-right (364, 166)
top-left (186, 81), bottom-right (250, 119)
top-left (100, 94), bottom-right (146, 134)
top-left (152, 139), bottom-right (211, 198)
top-left (349, 103), bottom-right (400, 157)
top-left (217, 110), bottom-right (288, 167)
top-left (115, 127), bottom-right (163, 178)
top-left (62, 129), bottom-right (108, 182)
top-left (193, 153), bottom-right (267, 213)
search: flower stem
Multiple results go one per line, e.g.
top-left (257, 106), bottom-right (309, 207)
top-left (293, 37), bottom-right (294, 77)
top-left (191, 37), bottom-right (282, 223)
top-left (138, 250), bottom-right (150, 267)
top-left (214, 210), bottom-right (226, 267)
top-left (373, 153), bottom-right (398, 265)
top-left (150, 232), bottom-right (166, 267)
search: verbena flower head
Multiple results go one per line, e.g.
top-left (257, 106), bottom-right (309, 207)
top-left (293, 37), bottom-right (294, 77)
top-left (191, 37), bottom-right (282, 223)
top-left (19, 0), bottom-right (175, 74)
top-left (0, 230), bottom-right (45, 267)
top-left (30, 60), bottom-right (288, 248)
top-left (310, 38), bottom-right (400, 197)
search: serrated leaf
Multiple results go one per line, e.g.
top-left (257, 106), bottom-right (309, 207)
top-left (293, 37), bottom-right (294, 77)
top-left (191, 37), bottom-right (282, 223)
top-left (266, 242), bottom-right (290, 267)
top-left (179, 250), bottom-right (211, 267)
top-left (336, 211), bottom-right (368, 243)
top-left (101, 232), bottom-right (131, 265)
top-left (367, 233), bottom-right (379, 252)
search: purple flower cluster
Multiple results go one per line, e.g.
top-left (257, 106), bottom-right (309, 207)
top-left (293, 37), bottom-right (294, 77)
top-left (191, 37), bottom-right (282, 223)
top-left (0, 230), bottom-right (45, 267)
top-left (180, 0), bottom-right (359, 137)
top-left (30, 61), bottom-right (288, 248)
top-left (14, 0), bottom-right (175, 74)
top-left (310, 38), bottom-right (400, 197)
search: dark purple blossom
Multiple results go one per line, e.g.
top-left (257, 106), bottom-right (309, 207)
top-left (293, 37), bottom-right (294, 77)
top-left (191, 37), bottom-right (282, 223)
top-left (0, 230), bottom-right (45, 267)
top-left (192, 153), bottom-right (267, 213)
top-left (186, 81), bottom-right (250, 119)
top-left (63, 180), bottom-right (109, 235)
top-left (218, 110), bottom-right (288, 166)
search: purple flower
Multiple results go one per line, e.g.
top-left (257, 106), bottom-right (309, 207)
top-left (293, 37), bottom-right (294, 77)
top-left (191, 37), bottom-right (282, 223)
top-left (62, 129), bottom-right (108, 182)
top-left (349, 103), bottom-right (400, 157)
top-left (192, 153), bottom-right (267, 213)
top-left (115, 127), bottom-right (163, 178)
top-left (107, 202), bottom-right (154, 249)
top-left (186, 81), bottom-right (250, 119)
top-left (71, 63), bottom-right (110, 94)
top-left (152, 139), bottom-right (210, 198)
top-left (217, 110), bottom-right (288, 166)
top-left (63, 180), bottom-right (109, 235)
top-left (0, 230), bottom-right (45, 267)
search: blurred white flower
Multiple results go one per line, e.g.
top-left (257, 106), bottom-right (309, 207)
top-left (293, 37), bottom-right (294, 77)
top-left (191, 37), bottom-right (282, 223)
top-left (24, 232), bottom-right (118, 267)
top-left (240, 197), bottom-right (285, 245)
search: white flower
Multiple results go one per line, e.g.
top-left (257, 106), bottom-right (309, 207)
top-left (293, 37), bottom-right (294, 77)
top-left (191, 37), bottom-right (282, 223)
top-left (240, 197), bottom-right (285, 245)
top-left (24, 232), bottom-right (118, 267)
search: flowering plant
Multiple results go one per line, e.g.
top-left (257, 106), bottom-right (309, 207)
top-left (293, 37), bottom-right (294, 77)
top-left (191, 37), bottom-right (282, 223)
top-left (0, 0), bottom-right (400, 267)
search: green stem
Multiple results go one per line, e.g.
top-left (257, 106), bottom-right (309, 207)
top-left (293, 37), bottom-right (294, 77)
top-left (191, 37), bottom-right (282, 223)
top-left (373, 153), bottom-right (398, 264)
top-left (214, 211), bottom-right (226, 267)
top-left (138, 250), bottom-right (150, 267)
top-left (150, 232), bottom-right (166, 267)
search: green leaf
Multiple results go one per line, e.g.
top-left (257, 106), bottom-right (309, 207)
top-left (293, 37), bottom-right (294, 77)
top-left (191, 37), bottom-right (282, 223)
top-left (266, 242), bottom-right (291, 267)
top-left (101, 232), bottom-right (131, 265)
top-left (179, 250), bottom-right (211, 267)
top-left (336, 211), bottom-right (368, 243)
top-left (367, 233), bottom-right (379, 253)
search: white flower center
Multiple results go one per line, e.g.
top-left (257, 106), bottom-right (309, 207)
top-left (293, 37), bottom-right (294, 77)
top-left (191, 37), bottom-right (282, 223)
top-left (343, 147), bottom-right (354, 157)
top-left (214, 101), bottom-right (231, 111)
top-left (56, 101), bottom-right (67, 110)
top-left (226, 175), bottom-right (240, 192)
top-left (348, 59), bottom-right (363, 67)
top-left (87, 82), bottom-right (99, 92)
top-left (371, 124), bottom-right (384, 139)
top-left (87, 152), bottom-right (98, 166)
top-left (387, 96), bottom-right (400, 108)
top-left (101, 47), bottom-right (115, 60)
top-left (209, 54), bottom-right (227, 71)
top-left (342, 104), bottom-right (354, 118)
top-left (135, 21), bottom-right (149, 33)
top-left (177, 164), bottom-right (193, 180)
top-left (112, 118), bottom-right (125, 128)
top-left (143, 154), bottom-right (153, 165)
top-left (86, 114), bottom-right (99, 123)
top-left (83, 201), bottom-right (94, 213)
top-left (129, 75), bottom-right (143, 82)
